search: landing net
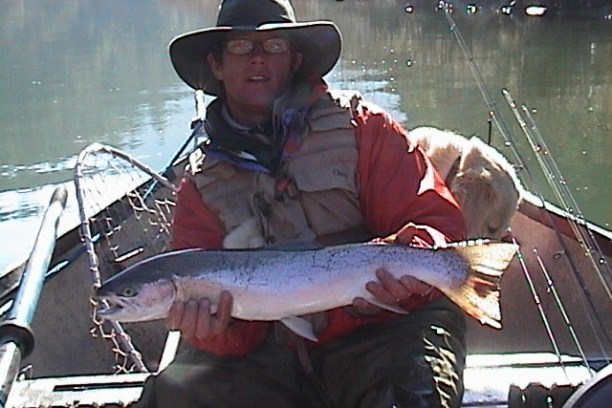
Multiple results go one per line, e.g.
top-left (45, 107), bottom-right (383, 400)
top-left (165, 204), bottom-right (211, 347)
top-left (74, 142), bottom-right (177, 373)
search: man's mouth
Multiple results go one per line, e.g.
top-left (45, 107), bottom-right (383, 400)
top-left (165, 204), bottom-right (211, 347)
top-left (247, 76), bottom-right (268, 83)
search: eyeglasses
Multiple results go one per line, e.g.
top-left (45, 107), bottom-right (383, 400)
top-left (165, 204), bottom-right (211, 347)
top-left (224, 37), bottom-right (291, 55)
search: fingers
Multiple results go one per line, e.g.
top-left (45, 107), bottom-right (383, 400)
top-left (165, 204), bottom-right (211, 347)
top-left (211, 291), bottom-right (233, 334)
top-left (168, 299), bottom-right (205, 335)
top-left (399, 275), bottom-right (434, 296)
top-left (167, 301), bottom-right (185, 330)
top-left (193, 299), bottom-right (212, 340)
top-left (351, 296), bottom-right (382, 316)
top-left (365, 268), bottom-right (411, 303)
top-left (166, 291), bottom-right (234, 341)
top-left (362, 268), bottom-right (434, 306)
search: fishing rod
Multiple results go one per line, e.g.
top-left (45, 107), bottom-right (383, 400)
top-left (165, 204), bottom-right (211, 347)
top-left (442, 5), bottom-right (575, 368)
top-left (160, 89), bottom-right (207, 183)
top-left (441, 4), bottom-right (611, 366)
top-left (503, 90), bottom-right (612, 294)
top-left (144, 89), bottom-right (207, 199)
top-left (521, 104), bottom-right (612, 282)
top-left (502, 90), bottom-right (612, 358)
top-left (533, 248), bottom-right (598, 371)
top-left (509, 234), bottom-right (571, 382)
top-left (441, 5), bottom-right (526, 167)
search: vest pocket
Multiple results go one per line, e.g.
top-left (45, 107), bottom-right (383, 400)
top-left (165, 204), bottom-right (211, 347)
top-left (290, 145), bottom-right (357, 194)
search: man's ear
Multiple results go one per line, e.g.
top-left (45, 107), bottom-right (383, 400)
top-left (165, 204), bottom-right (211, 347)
top-left (207, 53), bottom-right (223, 80)
top-left (292, 51), bottom-right (303, 73)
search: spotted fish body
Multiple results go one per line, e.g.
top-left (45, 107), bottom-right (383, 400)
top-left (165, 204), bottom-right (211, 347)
top-left (96, 241), bottom-right (518, 340)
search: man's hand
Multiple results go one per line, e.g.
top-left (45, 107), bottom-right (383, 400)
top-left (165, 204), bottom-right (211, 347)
top-left (350, 268), bottom-right (434, 316)
top-left (166, 290), bottom-right (234, 340)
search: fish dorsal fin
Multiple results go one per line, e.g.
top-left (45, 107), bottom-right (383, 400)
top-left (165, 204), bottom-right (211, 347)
top-left (280, 316), bottom-right (318, 342)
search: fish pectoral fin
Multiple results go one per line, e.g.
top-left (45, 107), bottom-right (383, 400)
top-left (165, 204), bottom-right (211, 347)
top-left (367, 299), bottom-right (410, 315)
top-left (280, 316), bottom-right (318, 342)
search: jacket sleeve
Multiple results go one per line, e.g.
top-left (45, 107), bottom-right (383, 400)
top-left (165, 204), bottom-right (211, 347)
top-left (171, 177), bottom-right (269, 355)
top-left (316, 102), bottom-right (467, 343)
top-left (354, 103), bottom-right (466, 245)
top-left (171, 177), bottom-right (225, 251)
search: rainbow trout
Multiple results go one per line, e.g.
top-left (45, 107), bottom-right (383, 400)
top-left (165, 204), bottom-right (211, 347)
top-left (96, 240), bottom-right (518, 341)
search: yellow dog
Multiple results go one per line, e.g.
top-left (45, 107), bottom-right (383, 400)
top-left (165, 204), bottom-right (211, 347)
top-left (408, 126), bottom-right (524, 240)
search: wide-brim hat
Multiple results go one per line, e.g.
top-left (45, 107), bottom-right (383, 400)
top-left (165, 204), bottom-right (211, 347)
top-left (169, 0), bottom-right (342, 95)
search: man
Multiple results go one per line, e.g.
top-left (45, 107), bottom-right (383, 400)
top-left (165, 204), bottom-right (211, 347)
top-left (136, 0), bottom-right (467, 407)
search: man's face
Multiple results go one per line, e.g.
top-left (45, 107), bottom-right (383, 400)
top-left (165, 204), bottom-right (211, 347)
top-left (207, 31), bottom-right (303, 125)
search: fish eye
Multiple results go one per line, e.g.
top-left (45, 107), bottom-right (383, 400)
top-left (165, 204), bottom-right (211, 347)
top-left (121, 286), bottom-right (137, 298)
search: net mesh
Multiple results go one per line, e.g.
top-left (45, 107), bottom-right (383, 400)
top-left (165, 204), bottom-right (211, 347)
top-left (74, 143), bottom-right (177, 372)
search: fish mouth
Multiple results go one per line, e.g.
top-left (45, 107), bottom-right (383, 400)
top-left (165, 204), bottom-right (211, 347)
top-left (95, 294), bottom-right (171, 322)
top-left (96, 303), bottom-right (123, 317)
top-left (95, 296), bottom-right (135, 320)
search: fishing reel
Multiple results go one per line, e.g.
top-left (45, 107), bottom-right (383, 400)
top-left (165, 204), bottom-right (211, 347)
top-left (508, 383), bottom-right (577, 408)
top-left (508, 364), bottom-right (612, 408)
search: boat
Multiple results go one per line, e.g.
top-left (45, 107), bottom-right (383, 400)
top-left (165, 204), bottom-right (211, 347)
top-left (0, 105), bottom-right (609, 407)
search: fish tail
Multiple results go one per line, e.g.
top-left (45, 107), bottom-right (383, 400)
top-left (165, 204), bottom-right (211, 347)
top-left (444, 241), bottom-right (518, 329)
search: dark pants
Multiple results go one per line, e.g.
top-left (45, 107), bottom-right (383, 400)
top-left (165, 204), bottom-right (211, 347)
top-left (135, 298), bottom-right (466, 408)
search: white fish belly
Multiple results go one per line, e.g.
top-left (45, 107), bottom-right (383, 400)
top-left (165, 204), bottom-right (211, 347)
top-left (231, 265), bottom-right (370, 320)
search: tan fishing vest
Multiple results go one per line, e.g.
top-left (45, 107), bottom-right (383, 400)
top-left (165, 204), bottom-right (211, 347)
top-left (188, 90), bottom-right (370, 248)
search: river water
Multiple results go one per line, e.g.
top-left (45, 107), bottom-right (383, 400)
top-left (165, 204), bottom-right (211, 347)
top-left (1, 0), bottom-right (610, 272)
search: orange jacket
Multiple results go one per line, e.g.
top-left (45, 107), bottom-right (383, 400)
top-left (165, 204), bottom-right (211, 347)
top-left (171, 97), bottom-right (466, 355)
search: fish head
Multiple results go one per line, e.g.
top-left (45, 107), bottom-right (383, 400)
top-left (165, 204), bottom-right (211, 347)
top-left (96, 278), bottom-right (176, 322)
